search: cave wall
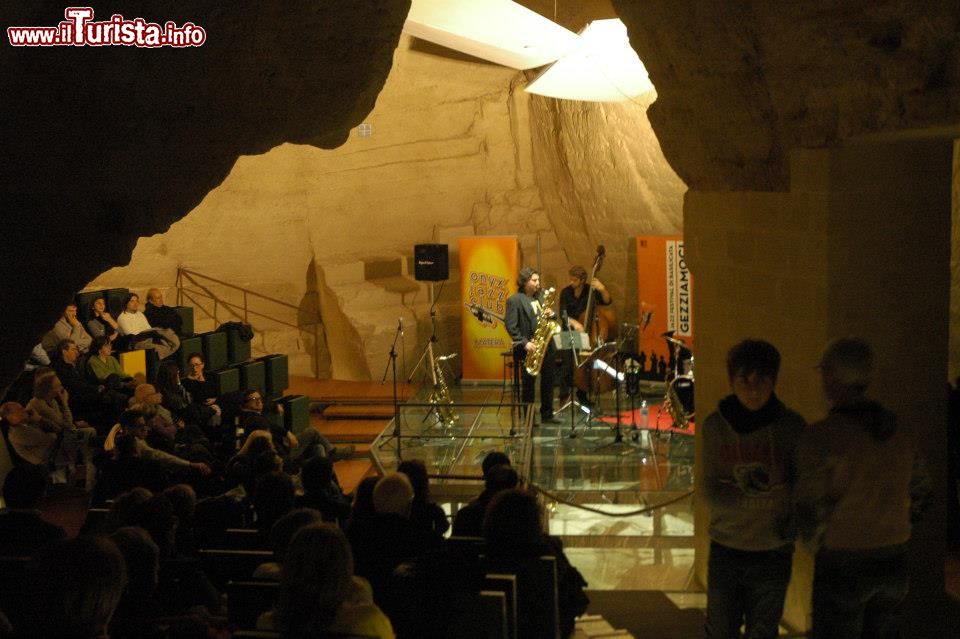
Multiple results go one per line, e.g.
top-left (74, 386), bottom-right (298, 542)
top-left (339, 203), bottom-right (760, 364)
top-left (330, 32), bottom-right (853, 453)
top-left (86, 32), bottom-right (687, 379)
top-left (0, 0), bottom-right (411, 391)
top-left (613, 0), bottom-right (960, 191)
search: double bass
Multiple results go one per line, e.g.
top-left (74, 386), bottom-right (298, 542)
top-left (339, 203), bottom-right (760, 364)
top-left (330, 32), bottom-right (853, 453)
top-left (573, 246), bottom-right (618, 395)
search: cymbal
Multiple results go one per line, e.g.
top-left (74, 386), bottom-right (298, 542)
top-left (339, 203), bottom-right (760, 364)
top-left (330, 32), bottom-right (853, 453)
top-left (664, 336), bottom-right (686, 346)
top-left (435, 353), bottom-right (458, 361)
top-left (660, 330), bottom-right (675, 338)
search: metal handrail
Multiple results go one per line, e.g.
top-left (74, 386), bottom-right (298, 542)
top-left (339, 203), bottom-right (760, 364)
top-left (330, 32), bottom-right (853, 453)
top-left (175, 267), bottom-right (323, 378)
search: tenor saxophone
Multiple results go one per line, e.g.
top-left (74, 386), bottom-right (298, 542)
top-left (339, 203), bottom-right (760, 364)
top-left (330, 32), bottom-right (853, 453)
top-left (524, 287), bottom-right (561, 376)
top-left (429, 357), bottom-right (460, 427)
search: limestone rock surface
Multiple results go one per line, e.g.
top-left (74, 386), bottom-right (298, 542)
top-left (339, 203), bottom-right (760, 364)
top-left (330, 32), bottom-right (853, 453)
top-left (613, 0), bottom-right (960, 191)
top-left (0, 0), bottom-right (410, 390)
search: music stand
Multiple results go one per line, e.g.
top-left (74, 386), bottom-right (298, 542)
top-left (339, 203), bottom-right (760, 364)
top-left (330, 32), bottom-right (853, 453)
top-left (554, 330), bottom-right (591, 438)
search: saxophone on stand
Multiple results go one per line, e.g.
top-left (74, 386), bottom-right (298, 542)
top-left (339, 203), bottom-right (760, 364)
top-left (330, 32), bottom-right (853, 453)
top-left (428, 353), bottom-right (460, 427)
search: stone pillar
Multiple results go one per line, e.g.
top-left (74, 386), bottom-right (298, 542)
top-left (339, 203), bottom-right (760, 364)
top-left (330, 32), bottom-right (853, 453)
top-left (685, 138), bottom-right (952, 633)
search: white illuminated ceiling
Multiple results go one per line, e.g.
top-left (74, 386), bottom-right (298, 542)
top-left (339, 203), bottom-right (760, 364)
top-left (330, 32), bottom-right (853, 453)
top-left (403, 0), bottom-right (579, 70)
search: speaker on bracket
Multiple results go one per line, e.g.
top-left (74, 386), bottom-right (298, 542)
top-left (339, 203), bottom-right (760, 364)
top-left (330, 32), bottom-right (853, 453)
top-left (413, 243), bottom-right (449, 281)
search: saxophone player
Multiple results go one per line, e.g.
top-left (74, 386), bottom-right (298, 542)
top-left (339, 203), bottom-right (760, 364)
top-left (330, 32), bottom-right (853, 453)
top-left (505, 267), bottom-right (560, 425)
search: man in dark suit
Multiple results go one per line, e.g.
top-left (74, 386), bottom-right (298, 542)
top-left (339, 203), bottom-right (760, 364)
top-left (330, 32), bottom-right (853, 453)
top-left (505, 267), bottom-right (559, 424)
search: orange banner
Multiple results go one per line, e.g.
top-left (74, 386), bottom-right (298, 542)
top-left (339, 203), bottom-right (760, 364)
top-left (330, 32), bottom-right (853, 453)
top-left (459, 236), bottom-right (518, 381)
top-left (636, 236), bottom-right (694, 380)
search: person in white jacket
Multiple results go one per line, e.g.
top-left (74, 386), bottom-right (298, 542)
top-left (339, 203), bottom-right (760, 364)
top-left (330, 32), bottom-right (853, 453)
top-left (117, 292), bottom-right (180, 359)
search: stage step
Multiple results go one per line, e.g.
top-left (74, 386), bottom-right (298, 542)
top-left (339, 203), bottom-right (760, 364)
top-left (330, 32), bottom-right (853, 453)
top-left (313, 416), bottom-right (388, 443)
top-left (287, 375), bottom-right (417, 403)
top-left (321, 404), bottom-right (398, 420)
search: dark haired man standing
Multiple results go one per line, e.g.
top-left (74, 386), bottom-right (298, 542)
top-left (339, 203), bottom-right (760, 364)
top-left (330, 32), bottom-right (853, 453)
top-left (505, 267), bottom-right (559, 425)
top-left (702, 339), bottom-right (806, 639)
top-left (558, 265), bottom-right (612, 407)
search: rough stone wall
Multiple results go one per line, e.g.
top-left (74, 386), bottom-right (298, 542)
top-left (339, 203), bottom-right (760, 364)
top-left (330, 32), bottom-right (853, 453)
top-left (88, 34), bottom-right (569, 380)
top-left (529, 92), bottom-right (687, 319)
top-left (613, 0), bottom-right (960, 191)
top-left (687, 140), bottom-right (954, 631)
top-left (0, 0), bottom-right (410, 391)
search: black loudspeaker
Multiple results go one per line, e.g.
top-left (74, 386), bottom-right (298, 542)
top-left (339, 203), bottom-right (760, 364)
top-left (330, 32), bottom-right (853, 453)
top-left (414, 244), bottom-right (449, 281)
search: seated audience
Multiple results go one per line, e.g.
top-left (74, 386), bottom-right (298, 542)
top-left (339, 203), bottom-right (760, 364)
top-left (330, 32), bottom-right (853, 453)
top-left (25, 536), bottom-right (126, 639)
top-left (483, 488), bottom-right (589, 638)
top-left (398, 458), bottom-right (450, 536)
top-left (107, 526), bottom-right (166, 639)
top-left (452, 463), bottom-right (520, 538)
top-left (155, 360), bottom-right (219, 438)
top-left (40, 303), bottom-right (92, 354)
top-left (86, 335), bottom-right (135, 391)
top-left (144, 288), bottom-right (184, 334)
top-left (0, 464), bottom-right (66, 556)
top-left (86, 296), bottom-right (122, 344)
top-left (349, 473), bottom-right (442, 606)
top-left (345, 475), bottom-right (379, 536)
top-left (253, 470), bottom-right (296, 540)
top-left (181, 352), bottom-right (222, 427)
top-left (0, 402), bottom-right (87, 479)
top-left (24, 343), bottom-right (50, 371)
top-left (117, 292), bottom-right (180, 359)
top-left (298, 455), bottom-right (351, 524)
top-left (52, 338), bottom-right (127, 431)
top-left (27, 370), bottom-right (96, 444)
top-left (238, 389), bottom-right (348, 471)
top-left (164, 484), bottom-right (199, 558)
top-left (258, 522), bottom-right (395, 639)
top-left (254, 507), bottom-right (324, 580)
top-left (115, 409), bottom-right (210, 480)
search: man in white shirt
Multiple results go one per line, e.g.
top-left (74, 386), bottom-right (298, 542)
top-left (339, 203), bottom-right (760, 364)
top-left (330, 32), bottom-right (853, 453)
top-left (117, 292), bottom-right (180, 359)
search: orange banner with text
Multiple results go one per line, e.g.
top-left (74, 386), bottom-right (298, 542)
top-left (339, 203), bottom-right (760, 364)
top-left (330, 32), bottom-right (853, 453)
top-left (636, 236), bottom-right (694, 380)
top-left (459, 236), bottom-right (518, 381)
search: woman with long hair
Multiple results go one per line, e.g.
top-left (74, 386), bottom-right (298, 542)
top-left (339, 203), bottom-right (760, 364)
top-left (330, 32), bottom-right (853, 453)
top-left (260, 522), bottom-right (394, 638)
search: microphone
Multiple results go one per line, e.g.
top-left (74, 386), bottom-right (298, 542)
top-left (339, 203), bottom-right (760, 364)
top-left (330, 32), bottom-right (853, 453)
top-left (398, 317), bottom-right (404, 336)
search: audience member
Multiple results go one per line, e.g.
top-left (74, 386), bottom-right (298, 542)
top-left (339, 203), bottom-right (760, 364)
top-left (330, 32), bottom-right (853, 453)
top-left (701, 339), bottom-right (805, 639)
top-left (25, 536), bottom-right (126, 639)
top-left (115, 409), bottom-right (211, 481)
top-left (52, 338), bottom-right (128, 430)
top-left (86, 335), bottom-right (135, 391)
top-left (350, 473), bottom-right (442, 609)
top-left (117, 292), bottom-right (180, 359)
top-left (144, 288), bottom-right (184, 334)
top-left (155, 360), bottom-right (219, 439)
top-left (24, 343), bottom-right (50, 372)
top-left (107, 526), bottom-right (166, 639)
top-left (346, 475), bottom-right (379, 536)
top-left (259, 522), bottom-right (395, 639)
top-left (480, 450), bottom-right (511, 477)
top-left (483, 488), bottom-right (589, 638)
top-left (25, 369), bottom-right (97, 473)
top-left (1, 401), bottom-right (61, 467)
top-left (298, 455), bottom-right (351, 524)
top-left (253, 470), bottom-right (296, 539)
top-left (398, 458), bottom-right (450, 536)
top-left (164, 483), bottom-right (199, 557)
top-left (238, 389), bottom-right (347, 471)
top-left (40, 303), bottom-right (93, 354)
top-left (181, 352), bottom-right (222, 426)
top-left (452, 463), bottom-right (520, 538)
top-left (0, 464), bottom-right (66, 556)
top-left (86, 295), bottom-right (122, 343)
top-left (253, 507), bottom-right (324, 580)
top-left (796, 338), bottom-right (931, 639)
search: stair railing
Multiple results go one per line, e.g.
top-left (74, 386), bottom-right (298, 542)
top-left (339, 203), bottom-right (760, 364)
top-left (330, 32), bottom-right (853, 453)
top-left (175, 267), bottom-right (323, 379)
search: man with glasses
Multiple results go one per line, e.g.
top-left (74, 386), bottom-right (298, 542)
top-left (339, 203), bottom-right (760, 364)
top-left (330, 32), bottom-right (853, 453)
top-left (236, 389), bottom-right (353, 470)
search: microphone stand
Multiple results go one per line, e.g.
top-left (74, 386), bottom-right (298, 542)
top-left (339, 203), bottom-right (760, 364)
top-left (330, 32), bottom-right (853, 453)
top-left (380, 318), bottom-right (403, 460)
